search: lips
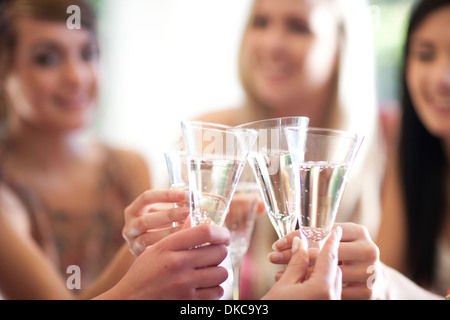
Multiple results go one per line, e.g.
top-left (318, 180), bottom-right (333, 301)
top-left (54, 95), bottom-right (91, 110)
top-left (259, 61), bottom-right (293, 81)
top-left (429, 96), bottom-right (450, 111)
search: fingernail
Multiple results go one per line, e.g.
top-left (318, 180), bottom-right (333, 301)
top-left (291, 236), bottom-right (301, 253)
top-left (272, 237), bottom-right (287, 251)
top-left (334, 226), bottom-right (342, 238)
top-left (267, 251), bottom-right (283, 261)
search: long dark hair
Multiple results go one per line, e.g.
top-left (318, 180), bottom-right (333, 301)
top-left (399, 0), bottom-right (450, 287)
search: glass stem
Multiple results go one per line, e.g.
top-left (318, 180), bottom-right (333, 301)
top-left (232, 264), bottom-right (240, 300)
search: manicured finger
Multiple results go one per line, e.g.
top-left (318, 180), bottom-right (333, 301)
top-left (164, 224), bottom-right (230, 251)
top-left (313, 226), bottom-right (342, 284)
top-left (339, 262), bottom-right (375, 283)
top-left (193, 265), bottom-right (229, 290)
top-left (272, 230), bottom-right (300, 251)
top-left (188, 243), bottom-right (229, 269)
top-left (126, 207), bottom-right (189, 237)
top-left (336, 222), bottom-right (371, 242)
top-left (338, 241), bottom-right (379, 264)
top-left (277, 236), bottom-right (309, 284)
top-left (342, 282), bottom-right (372, 300)
top-left (336, 222), bottom-right (379, 263)
top-left (268, 247), bottom-right (292, 265)
top-left (132, 225), bottom-right (183, 250)
top-left (195, 285), bottom-right (225, 300)
top-left (125, 189), bottom-right (188, 218)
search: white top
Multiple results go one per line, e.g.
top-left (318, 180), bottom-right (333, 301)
top-left (432, 235), bottom-right (450, 296)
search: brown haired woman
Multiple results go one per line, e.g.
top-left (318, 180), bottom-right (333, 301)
top-left (0, 0), bottom-right (197, 299)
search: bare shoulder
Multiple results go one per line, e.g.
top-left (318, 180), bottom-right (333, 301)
top-left (106, 147), bottom-right (152, 191)
top-left (0, 183), bottom-right (31, 236)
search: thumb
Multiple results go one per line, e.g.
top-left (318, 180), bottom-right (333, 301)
top-left (312, 226), bottom-right (342, 284)
top-left (278, 235), bottom-right (309, 284)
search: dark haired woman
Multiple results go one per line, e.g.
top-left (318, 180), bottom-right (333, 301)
top-left (378, 0), bottom-right (450, 296)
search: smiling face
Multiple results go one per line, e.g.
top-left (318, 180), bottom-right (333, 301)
top-left (407, 6), bottom-right (450, 138)
top-left (4, 17), bottom-right (99, 132)
top-left (240, 0), bottom-right (339, 119)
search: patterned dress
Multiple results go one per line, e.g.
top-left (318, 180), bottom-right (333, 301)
top-left (0, 142), bottom-right (137, 294)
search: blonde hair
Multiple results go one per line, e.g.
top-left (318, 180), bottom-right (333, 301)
top-left (238, 0), bottom-right (384, 236)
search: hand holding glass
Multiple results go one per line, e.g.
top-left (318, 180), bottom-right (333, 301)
top-left (181, 121), bottom-right (258, 227)
top-left (285, 127), bottom-right (363, 249)
top-left (237, 117), bottom-right (309, 238)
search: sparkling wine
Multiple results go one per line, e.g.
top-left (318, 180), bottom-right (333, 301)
top-left (188, 157), bottom-right (245, 227)
top-left (227, 182), bottom-right (259, 265)
top-left (170, 183), bottom-right (189, 208)
top-left (248, 152), bottom-right (297, 238)
top-left (295, 161), bottom-right (349, 243)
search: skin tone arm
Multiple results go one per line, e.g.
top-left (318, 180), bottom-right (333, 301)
top-left (0, 208), bottom-right (74, 299)
top-left (0, 208), bottom-right (230, 300)
top-left (0, 186), bottom-right (197, 299)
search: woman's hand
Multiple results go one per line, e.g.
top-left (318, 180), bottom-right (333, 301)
top-left (262, 226), bottom-right (342, 300)
top-left (269, 223), bottom-right (380, 299)
top-left (99, 224), bottom-right (231, 300)
top-left (122, 189), bottom-right (190, 256)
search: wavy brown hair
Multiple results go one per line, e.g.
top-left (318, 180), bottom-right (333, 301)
top-left (0, 0), bottom-right (97, 131)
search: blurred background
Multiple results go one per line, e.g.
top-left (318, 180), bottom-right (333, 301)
top-left (89, 0), bottom-right (415, 189)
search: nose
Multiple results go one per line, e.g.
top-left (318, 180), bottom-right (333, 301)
top-left (62, 58), bottom-right (84, 89)
top-left (433, 57), bottom-right (450, 91)
top-left (263, 25), bottom-right (287, 57)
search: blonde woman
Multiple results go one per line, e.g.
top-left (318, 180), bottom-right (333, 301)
top-left (196, 0), bottom-right (385, 299)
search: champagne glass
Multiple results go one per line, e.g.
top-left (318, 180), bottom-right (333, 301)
top-left (181, 121), bottom-right (258, 227)
top-left (236, 117), bottom-right (309, 239)
top-left (285, 127), bottom-right (363, 249)
top-left (225, 181), bottom-right (260, 300)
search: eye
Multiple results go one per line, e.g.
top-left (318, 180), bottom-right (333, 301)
top-left (409, 39), bottom-right (435, 63)
top-left (32, 51), bottom-right (61, 67)
top-left (81, 44), bottom-right (99, 62)
top-left (252, 14), bottom-right (269, 29)
top-left (416, 50), bottom-right (434, 62)
top-left (287, 19), bottom-right (310, 34)
top-left (410, 47), bottom-right (435, 62)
